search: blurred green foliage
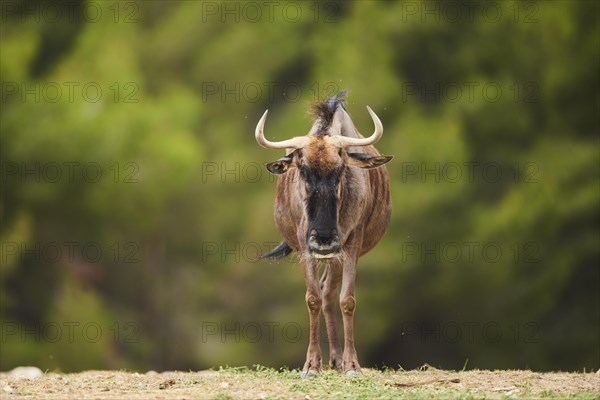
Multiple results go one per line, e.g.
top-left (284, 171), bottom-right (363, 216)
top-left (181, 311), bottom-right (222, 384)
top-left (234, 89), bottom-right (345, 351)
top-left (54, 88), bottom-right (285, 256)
top-left (1, 1), bottom-right (598, 372)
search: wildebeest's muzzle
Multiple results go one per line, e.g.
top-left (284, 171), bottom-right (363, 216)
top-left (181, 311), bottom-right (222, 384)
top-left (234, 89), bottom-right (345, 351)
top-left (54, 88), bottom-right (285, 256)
top-left (308, 228), bottom-right (341, 258)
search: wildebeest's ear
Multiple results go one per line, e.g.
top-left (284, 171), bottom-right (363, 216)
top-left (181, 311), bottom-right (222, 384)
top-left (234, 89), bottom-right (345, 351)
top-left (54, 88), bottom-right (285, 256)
top-left (347, 153), bottom-right (393, 169)
top-left (266, 155), bottom-right (294, 174)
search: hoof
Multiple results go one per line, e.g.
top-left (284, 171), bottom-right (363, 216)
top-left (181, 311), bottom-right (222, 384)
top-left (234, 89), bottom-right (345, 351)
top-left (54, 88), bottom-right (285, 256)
top-left (344, 370), bottom-right (362, 377)
top-left (330, 358), bottom-right (343, 371)
top-left (301, 370), bottom-right (318, 379)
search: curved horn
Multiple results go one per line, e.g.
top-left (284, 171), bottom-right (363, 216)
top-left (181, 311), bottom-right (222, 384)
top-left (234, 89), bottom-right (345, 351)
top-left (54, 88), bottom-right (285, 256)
top-left (329, 106), bottom-right (383, 148)
top-left (255, 110), bottom-right (310, 150)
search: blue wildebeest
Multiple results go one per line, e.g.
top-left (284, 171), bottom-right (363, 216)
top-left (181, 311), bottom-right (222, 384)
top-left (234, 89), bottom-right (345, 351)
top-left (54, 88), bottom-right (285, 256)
top-left (255, 92), bottom-right (392, 377)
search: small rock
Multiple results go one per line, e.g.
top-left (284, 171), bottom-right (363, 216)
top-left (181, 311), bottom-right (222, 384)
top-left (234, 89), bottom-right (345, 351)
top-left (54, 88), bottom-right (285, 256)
top-left (3, 385), bottom-right (13, 394)
top-left (146, 370), bottom-right (158, 376)
top-left (221, 382), bottom-right (230, 389)
top-left (8, 366), bottom-right (43, 379)
top-left (159, 379), bottom-right (176, 390)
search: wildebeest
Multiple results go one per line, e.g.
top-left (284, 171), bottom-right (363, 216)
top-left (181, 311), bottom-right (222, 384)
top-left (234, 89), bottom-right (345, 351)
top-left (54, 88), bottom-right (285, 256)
top-left (255, 92), bottom-right (392, 377)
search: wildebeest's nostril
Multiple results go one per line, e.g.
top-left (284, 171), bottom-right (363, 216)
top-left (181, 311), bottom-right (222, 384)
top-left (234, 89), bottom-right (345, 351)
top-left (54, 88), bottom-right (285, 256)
top-left (307, 228), bottom-right (341, 257)
top-left (311, 229), bottom-right (337, 244)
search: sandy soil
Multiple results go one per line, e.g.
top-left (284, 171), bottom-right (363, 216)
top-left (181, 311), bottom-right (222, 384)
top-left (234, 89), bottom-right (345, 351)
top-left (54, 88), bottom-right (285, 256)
top-left (1, 368), bottom-right (599, 399)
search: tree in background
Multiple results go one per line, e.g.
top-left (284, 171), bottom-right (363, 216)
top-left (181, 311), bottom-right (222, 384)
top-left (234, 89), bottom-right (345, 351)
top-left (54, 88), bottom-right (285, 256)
top-left (1, 1), bottom-right (598, 372)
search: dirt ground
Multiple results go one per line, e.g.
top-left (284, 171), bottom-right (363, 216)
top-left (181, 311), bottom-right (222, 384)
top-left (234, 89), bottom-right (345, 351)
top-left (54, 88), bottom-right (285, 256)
top-left (1, 367), bottom-right (599, 399)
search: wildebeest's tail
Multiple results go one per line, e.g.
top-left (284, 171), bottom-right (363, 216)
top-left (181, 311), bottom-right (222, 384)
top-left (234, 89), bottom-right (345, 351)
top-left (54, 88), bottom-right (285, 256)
top-left (258, 240), bottom-right (293, 261)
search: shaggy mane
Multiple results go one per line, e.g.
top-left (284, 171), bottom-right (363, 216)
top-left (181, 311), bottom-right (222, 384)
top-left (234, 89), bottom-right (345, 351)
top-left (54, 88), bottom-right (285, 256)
top-left (310, 91), bottom-right (348, 132)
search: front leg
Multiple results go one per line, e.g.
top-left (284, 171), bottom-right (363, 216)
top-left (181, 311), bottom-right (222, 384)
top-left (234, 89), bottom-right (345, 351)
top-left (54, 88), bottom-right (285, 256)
top-left (321, 263), bottom-right (343, 370)
top-left (301, 258), bottom-right (322, 378)
top-left (340, 256), bottom-right (361, 375)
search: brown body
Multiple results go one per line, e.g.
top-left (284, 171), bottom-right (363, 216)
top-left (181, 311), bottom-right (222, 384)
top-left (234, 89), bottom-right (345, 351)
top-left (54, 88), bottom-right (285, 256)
top-left (255, 92), bottom-right (392, 377)
top-left (274, 141), bottom-right (391, 258)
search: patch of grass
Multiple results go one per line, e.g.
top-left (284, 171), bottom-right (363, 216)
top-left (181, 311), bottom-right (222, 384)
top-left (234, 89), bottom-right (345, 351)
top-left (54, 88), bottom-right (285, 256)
top-left (211, 366), bottom-right (599, 400)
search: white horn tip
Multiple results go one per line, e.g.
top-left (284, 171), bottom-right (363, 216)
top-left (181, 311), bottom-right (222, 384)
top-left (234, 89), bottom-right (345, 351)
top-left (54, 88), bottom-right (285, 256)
top-left (366, 105), bottom-right (381, 121)
top-left (257, 110), bottom-right (269, 128)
